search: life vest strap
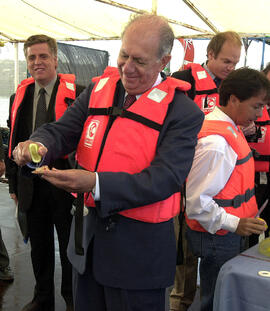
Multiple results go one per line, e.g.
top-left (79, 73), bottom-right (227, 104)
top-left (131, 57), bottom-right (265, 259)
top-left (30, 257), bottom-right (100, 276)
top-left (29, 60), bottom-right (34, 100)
top-left (214, 187), bottom-right (255, 208)
top-left (236, 151), bottom-right (253, 165)
top-left (88, 107), bottom-right (162, 132)
top-left (196, 88), bottom-right (218, 95)
top-left (256, 154), bottom-right (270, 161)
top-left (74, 193), bottom-right (84, 256)
top-left (255, 120), bottom-right (270, 126)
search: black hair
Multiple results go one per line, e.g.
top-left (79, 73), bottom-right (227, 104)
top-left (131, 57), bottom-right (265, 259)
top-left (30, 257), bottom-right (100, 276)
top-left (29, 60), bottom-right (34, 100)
top-left (219, 67), bottom-right (270, 106)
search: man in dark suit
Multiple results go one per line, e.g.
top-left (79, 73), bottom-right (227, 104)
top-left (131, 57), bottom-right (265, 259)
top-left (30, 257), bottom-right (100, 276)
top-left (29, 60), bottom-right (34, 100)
top-left (12, 15), bottom-right (204, 311)
top-left (0, 135), bottom-right (14, 282)
top-left (6, 34), bottom-right (84, 311)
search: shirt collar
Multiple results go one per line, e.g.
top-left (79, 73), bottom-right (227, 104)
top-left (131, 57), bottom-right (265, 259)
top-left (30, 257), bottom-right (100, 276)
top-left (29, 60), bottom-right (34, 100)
top-left (202, 63), bottom-right (216, 80)
top-left (35, 75), bottom-right (57, 97)
top-left (206, 106), bottom-right (238, 131)
top-left (125, 73), bottom-right (162, 100)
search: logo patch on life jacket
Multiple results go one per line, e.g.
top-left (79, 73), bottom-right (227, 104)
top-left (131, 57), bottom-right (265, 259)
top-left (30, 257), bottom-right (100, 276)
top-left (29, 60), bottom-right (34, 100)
top-left (202, 96), bottom-right (216, 113)
top-left (197, 70), bottom-right (207, 80)
top-left (147, 88), bottom-right (167, 103)
top-left (258, 126), bottom-right (267, 143)
top-left (95, 77), bottom-right (109, 92)
top-left (84, 120), bottom-right (100, 148)
top-left (65, 82), bottom-right (75, 91)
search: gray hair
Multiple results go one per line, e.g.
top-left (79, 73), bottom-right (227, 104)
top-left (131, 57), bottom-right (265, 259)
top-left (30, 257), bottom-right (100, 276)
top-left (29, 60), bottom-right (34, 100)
top-left (121, 14), bottom-right (174, 59)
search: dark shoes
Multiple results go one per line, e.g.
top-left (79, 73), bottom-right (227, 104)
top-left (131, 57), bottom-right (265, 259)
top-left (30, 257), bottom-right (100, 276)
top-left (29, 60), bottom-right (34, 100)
top-left (21, 300), bottom-right (54, 311)
top-left (0, 266), bottom-right (14, 282)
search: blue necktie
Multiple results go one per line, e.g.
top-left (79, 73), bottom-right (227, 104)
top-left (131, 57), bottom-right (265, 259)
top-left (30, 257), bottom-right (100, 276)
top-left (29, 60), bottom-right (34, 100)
top-left (214, 77), bottom-right (221, 88)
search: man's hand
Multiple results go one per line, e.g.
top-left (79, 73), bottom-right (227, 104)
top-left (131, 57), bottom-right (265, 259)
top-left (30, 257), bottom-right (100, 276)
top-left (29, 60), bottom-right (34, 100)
top-left (0, 161), bottom-right (5, 177)
top-left (12, 140), bottom-right (47, 166)
top-left (242, 122), bottom-right (256, 136)
top-left (34, 168), bottom-right (96, 193)
top-left (235, 217), bottom-right (267, 236)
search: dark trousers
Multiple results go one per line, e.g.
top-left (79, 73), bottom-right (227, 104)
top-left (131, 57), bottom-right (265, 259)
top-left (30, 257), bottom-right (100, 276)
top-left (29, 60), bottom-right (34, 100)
top-left (27, 178), bottom-right (73, 306)
top-left (73, 242), bottom-right (166, 311)
top-left (0, 228), bottom-right (9, 269)
top-left (186, 228), bottom-right (245, 311)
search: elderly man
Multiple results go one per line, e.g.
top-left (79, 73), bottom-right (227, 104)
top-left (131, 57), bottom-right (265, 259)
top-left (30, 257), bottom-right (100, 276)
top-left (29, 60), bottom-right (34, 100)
top-left (12, 14), bottom-right (204, 311)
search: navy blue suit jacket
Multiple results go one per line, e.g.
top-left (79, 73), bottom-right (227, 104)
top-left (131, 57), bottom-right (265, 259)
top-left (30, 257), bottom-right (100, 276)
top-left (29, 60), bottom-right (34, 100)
top-left (31, 75), bottom-right (204, 290)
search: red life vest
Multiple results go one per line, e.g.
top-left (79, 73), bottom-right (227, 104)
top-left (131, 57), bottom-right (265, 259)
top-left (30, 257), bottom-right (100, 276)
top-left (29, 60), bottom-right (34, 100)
top-left (76, 66), bottom-right (191, 223)
top-left (8, 74), bottom-right (76, 157)
top-left (186, 120), bottom-right (257, 235)
top-left (186, 63), bottom-right (219, 115)
top-left (248, 106), bottom-right (270, 172)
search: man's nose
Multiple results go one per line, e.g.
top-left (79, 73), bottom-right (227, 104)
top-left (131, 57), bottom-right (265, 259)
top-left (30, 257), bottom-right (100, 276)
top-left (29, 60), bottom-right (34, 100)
top-left (257, 107), bottom-right (264, 118)
top-left (122, 58), bottom-right (134, 73)
top-left (34, 57), bottom-right (41, 64)
top-left (227, 64), bottom-right (235, 71)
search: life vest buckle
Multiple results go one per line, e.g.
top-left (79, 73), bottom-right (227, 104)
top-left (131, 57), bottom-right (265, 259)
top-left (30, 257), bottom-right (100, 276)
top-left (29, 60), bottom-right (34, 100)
top-left (108, 106), bottom-right (124, 117)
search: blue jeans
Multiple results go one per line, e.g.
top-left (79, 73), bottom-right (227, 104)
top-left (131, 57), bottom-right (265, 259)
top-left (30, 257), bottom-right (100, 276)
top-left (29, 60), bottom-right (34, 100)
top-left (186, 227), bottom-right (245, 311)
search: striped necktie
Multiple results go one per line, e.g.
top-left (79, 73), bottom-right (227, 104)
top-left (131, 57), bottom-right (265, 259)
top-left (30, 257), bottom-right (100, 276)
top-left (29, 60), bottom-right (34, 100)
top-left (123, 94), bottom-right (136, 109)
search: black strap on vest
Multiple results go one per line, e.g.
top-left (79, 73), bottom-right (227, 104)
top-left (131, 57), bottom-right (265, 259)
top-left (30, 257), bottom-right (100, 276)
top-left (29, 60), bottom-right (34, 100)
top-left (195, 88), bottom-right (218, 95)
top-left (214, 188), bottom-right (255, 208)
top-left (88, 107), bottom-right (162, 132)
top-left (236, 151), bottom-right (253, 165)
top-left (256, 154), bottom-right (270, 161)
top-left (176, 182), bottom-right (186, 265)
top-left (255, 120), bottom-right (270, 126)
top-left (74, 193), bottom-right (84, 256)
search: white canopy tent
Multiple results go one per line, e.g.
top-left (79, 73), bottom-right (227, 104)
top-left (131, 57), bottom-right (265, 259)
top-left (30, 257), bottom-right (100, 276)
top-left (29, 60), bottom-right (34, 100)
top-left (1, 0), bottom-right (270, 43)
top-left (1, 0), bottom-right (270, 89)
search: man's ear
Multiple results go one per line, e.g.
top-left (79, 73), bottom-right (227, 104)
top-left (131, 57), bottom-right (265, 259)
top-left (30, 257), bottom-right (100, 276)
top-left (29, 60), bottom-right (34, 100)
top-left (160, 55), bottom-right (171, 71)
top-left (208, 49), bottom-right (216, 61)
top-left (229, 94), bottom-right (240, 106)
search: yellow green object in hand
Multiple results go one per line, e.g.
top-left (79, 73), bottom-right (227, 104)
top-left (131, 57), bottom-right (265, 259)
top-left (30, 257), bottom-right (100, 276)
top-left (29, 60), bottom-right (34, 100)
top-left (259, 237), bottom-right (270, 257)
top-left (29, 143), bottom-right (42, 163)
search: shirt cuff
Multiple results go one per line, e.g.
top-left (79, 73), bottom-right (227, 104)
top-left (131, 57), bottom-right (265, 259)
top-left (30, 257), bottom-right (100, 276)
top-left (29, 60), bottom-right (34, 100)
top-left (92, 172), bottom-right (100, 201)
top-left (221, 213), bottom-right (240, 232)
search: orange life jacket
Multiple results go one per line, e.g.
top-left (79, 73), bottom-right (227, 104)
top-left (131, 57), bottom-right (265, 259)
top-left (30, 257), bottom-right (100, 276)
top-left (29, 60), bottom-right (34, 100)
top-left (186, 63), bottom-right (219, 115)
top-left (248, 106), bottom-right (270, 172)
top-left (8, 74), bottom-right (76, 157)
top-left (76, 66), bottom-right (191, 223)
top-left (186, 120), bottom-right (258, 235)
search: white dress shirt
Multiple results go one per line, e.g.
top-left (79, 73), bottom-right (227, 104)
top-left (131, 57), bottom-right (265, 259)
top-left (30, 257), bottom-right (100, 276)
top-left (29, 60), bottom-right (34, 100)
top-left (186, 106), bottom-right (240, 234)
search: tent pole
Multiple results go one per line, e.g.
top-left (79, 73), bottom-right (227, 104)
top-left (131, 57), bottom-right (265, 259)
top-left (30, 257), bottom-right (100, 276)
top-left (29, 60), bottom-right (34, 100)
top-left (261, 37), bottom-right (266, 70)
top-left (14, 42), bottom-right (19, 92)
top-left (152, 0), bottom-right (157, 13)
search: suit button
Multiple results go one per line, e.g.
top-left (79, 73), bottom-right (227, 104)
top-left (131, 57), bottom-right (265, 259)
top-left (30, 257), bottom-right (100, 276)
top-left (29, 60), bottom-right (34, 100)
top-left (105, 218), bottom-right (117, 232)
